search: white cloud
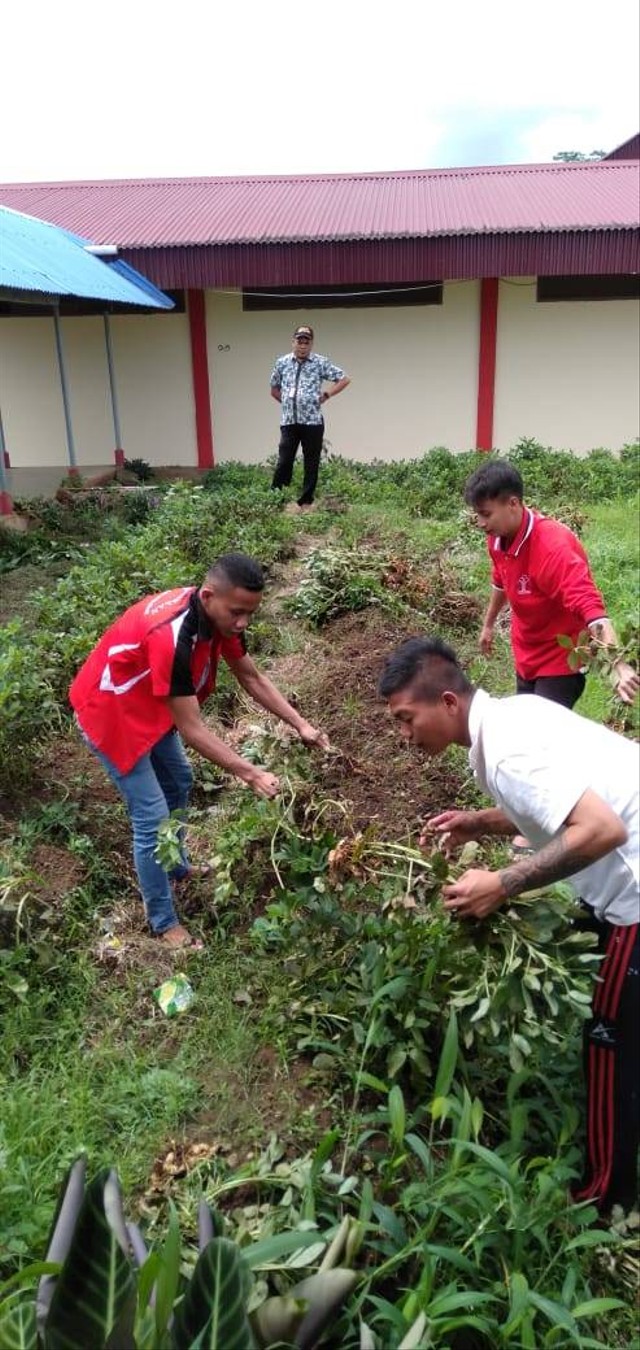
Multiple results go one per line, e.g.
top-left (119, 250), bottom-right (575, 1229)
top-left (0, 0), bottom-right (637, 180)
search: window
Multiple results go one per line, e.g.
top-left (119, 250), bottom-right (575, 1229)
top-left (242, 281), bottom-right (442, 311)
top-left (537, 275), bottom-right (640, 302)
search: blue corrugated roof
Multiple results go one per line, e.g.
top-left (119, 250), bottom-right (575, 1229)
top-left (0, 205), bottom-right (173, 308)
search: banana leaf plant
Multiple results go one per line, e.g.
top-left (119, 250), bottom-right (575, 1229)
top-left (0, 1157), bottom-right (359, 1349)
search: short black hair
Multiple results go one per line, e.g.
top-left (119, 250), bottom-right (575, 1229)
top-left (464, 460), bottom-right (524, 507)
top-left (205, 553), bottom-right (265, 591)
top-left (378, 636), bottom-right (473, 702)
top-left (293, 324), bottom-right (314, 339)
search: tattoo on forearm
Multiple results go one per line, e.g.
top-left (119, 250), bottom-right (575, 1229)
top-left (499, 833), bottom-right (593, 899)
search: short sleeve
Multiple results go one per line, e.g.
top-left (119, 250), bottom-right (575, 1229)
top-left (320, 358), bottom-right (345, 382)
top-left (220, 633), bottom-right (247, 663)
top-left (489, 541), bottom-right (504, 590)
top-left (270, 358), bottom-right (283, 388)
top-left (147, 627), bottom-right (195, 698)
top-left (494, 753), bottom-right (588, 838)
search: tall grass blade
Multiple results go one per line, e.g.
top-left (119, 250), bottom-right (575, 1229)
top-left (154, 1201), bottom-right (181, 1340)
top-left (434, 1009), bottom-right (458, 1101)
top-left (388, 1085), bottom-right (406, 1147)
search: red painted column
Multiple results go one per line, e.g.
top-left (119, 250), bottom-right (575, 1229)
top-left (0, 434), bottom-right (12, 515)
top-left (187, 289), bottom-right (214, 469)
top-left (475, 277), bottom-right (499, 452)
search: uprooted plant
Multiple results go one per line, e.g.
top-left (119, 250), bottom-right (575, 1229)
top-left (285, 544), bottom-right (481, 631)
top-left (252, 835), bottom-right (601, 1107)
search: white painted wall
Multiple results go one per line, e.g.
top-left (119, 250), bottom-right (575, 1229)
top-left (206, 283), bottom-right (480, 463)
top-left (493, 278), bottom-right (640, 452)
top-left (2, 278), bottom-right (639, 496)
top-left (0, 311), bottom-right (195, 491)
top-left (0, 318), bottom-right (70, 469)
top-left (109, 312), bottom-right (196, 466)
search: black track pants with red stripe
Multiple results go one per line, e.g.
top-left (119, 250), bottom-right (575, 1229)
top-left (573, 917), bottom-right (639, 1212)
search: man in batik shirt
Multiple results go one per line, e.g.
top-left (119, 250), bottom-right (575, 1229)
top-left (270, 324), bottom-right (350, 508)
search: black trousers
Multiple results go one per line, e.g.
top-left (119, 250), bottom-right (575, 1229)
top-left (516, 671), bottom-right (586, 709)
top-left (271, 422), bottom-right (324, 505)
top-left (572, 914), bottom-right (639, 1212)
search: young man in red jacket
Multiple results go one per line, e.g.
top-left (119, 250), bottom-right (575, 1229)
top-left (464, 460), bottom-right (638, 709)
top-left (70, 552), bottom-right (328, 949)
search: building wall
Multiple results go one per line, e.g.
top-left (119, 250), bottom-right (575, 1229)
top-left (0, 311), bottom-right (195, 494)
top-left (0, 319), bottom-right (70, 478)
top-left (1, 278), bottom-right (639, 497)
top-left (207, 283), bottom-right (480, 463)
top-left (109, 312), bottom-right (196, 466)
top-left (493, 279), bottom-right (640, 452)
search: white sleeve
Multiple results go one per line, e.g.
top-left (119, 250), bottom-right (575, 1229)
top-left (494, 753), bottom-right (589, 837)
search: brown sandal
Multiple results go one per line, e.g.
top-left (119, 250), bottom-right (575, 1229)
top-left (159, 925), bottom-right (204, 951)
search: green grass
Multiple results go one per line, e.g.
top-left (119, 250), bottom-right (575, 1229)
top-left (0, 936), bottom-right (304, 1261)
top-left (582, 500), bottom-right (640, 624)
top-left (0, 445), bottom-right (638, 1344)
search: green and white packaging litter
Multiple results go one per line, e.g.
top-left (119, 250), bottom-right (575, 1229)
top-left (154, 974), bottom-right (195, 1016)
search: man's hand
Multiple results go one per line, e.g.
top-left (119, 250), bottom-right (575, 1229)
top-left (479, 624), bottom-right (494, 656)
top-left (243, 767), bottom-right (280, 798)
top-left (421, 809), bottom-right (483, 851)
top-left (442, 868), bottom-right (504, 919)
top-left (613, 661), bottom-right (640, 704)
top-left (296, 720), bottom-right (330, 750)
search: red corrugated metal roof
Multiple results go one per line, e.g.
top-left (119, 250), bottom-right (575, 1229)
top-left (605, 133), bottom-right (640, 161)
top-left (0, 162), bottom-right (637, 250)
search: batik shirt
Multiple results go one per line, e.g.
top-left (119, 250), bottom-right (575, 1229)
top-left (270, 352), bottom-right (345, 425)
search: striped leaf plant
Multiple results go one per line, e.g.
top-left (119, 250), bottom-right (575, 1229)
top-left (0, 1157), bottom-right (358, 1350)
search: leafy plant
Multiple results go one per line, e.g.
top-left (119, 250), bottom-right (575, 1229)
top-left (184, 1037), bottom-right (628, 1349)
top-left (252, 831), bottom-right (599, 1104)
top-left (558, 624), bottom-right (640, 733)
top-left (0, 1157), bottom-right (358, 1349)
top-left (122, 457), bottom-right (156, 483)
top-left (286, 546), bottom-right (386, 626)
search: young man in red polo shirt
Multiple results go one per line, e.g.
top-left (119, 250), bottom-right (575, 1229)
top-left (70, 552), bottom-right (328, 949)
top-left (464, 460), bottom-right (638, 710)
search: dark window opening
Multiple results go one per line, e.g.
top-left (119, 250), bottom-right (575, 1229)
top-left (0, 289), bottom-right (185, 317)
top-left (537, 275), bottom-right (640, 302)
top-left (243, 281), bottom-right (443, 310)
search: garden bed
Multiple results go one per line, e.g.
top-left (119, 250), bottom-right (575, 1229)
top-left (1, 443), bottom-right (638, 1348)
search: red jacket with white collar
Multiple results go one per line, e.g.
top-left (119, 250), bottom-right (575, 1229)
top-left (489, 508), bottom-right (607, 679)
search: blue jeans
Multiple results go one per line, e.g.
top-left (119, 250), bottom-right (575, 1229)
top-left (86, 729), bottom-right (194, 934)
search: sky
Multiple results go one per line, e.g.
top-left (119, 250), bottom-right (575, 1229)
top-left (1, 0), bottom-right (638, 183)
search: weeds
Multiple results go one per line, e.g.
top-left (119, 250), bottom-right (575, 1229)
top-left (1, 444), bottom-right (638, 1345)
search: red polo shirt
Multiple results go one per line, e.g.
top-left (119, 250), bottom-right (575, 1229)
top-left (489, 508), bottom-right (607, 679)
top-left (70, 587), bottom-right (246, 773)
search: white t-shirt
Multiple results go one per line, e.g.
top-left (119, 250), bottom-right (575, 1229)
top-left (468, 690), bottom-right (640, 926)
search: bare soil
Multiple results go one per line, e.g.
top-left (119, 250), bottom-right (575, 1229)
top-left (265, 607), bottom-right (469, 838)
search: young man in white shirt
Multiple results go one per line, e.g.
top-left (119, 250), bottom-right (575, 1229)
top-left (379, 634), bottom-right (639, 1214)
